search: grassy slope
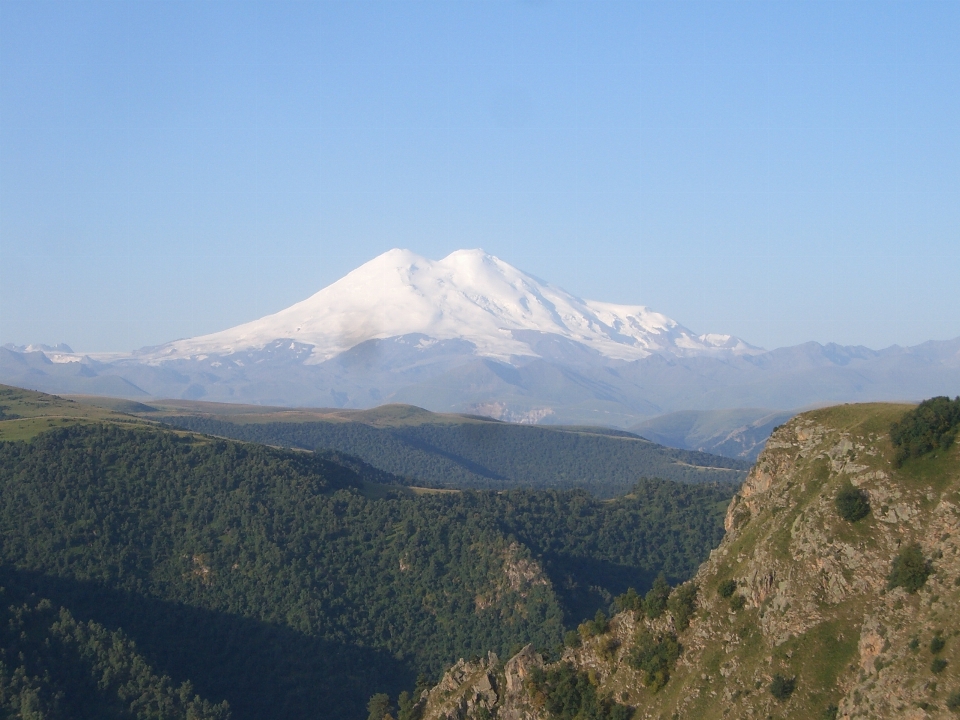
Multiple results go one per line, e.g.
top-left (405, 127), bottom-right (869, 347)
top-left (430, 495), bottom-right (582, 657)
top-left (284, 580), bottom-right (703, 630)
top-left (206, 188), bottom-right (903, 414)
top-left (0, 384), bottom-right (153, 441)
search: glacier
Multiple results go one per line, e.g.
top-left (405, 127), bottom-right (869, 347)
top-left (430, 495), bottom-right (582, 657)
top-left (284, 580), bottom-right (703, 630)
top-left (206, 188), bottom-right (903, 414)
top-left (138, 248), bottom-right (761, 364)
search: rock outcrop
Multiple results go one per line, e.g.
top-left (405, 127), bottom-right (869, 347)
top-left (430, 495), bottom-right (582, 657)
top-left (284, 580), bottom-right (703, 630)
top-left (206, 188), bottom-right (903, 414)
top-left (416, 403), bottom-right (960, 719)
top-left (413, 646), bottom-right (548, 720)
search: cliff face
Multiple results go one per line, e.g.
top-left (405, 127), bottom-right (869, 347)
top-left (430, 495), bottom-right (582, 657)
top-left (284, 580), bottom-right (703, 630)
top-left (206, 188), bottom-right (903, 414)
top-left (417, 403), bottom-right (960, 720)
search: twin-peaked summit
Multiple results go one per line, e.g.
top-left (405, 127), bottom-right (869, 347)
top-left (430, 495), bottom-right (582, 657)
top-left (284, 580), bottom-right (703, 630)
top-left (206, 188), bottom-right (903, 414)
top-left (2, 247), bottom-right (957, 420)
top-left (146, 249), bottom-right (759, 363)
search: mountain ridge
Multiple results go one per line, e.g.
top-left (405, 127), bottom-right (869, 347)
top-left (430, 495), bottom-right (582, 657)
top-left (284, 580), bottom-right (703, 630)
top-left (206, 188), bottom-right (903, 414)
top-left (2, 250), bottom-right (958, 428)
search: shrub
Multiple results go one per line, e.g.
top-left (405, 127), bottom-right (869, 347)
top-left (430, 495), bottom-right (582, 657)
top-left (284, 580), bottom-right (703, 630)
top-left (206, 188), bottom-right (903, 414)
top-left (532, 662), bottom-right (631, 720)
top-left (718, 578), bottom-right (737, 598)
top-left (946, 689), bottom-right (960, 711)
top-left (667, 582), bottom-right (698, 630)
top-left (729, 594), bottom-right (746, 611)
top-left (769, 673), bottom-right (796, 701)
top-left (564, 630), bottom-right (581, 648)
top-left (644, 574), bottom-right (672, 619)
top-left (888, 542), bottom-right (931, 593)
top-left (822, 704), bottom-right (839, 719)
top-left (931, 634), bottom-right (946, 655)
top-left (599, 636), bottom-right (621, 662)
top-left (933, 658), bottom-right (948, 674)
top-left (890, 396), bottom-right (960, 465)
top-left (628, 629), bottom-right (681, 692)
top-left (835, 482), bottom-right (870, 522)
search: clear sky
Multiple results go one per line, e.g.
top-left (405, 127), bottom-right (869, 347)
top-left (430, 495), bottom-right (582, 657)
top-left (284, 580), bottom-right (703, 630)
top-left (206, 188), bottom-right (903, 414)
top-left (2, 0), bottom-right (958, 353)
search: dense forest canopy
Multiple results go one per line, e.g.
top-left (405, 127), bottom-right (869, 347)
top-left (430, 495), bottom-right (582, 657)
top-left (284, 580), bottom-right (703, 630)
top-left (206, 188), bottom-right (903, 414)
top-left (158, 415), bottom-right (747, 497)
top-left (0, 389), bottom-right (737, 718)
top-left (0, 584), bottom-right (229, 720)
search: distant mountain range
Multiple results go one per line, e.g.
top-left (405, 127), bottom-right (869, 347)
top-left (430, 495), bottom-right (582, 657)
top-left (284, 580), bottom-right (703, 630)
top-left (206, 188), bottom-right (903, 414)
top-left (631, 407), bottom-right (797, 461)
top-left (3, 249), bottom-right (958, 430)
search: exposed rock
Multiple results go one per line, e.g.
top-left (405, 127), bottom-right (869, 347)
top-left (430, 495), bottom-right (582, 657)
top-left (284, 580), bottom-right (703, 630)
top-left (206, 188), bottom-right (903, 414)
top-left (417, 652), bottom-right (503, 720)
top-left (503, 645), bottom-right (543, 694)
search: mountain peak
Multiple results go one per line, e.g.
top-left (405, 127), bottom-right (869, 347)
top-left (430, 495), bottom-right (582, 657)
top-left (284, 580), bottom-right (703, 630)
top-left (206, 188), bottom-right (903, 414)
top-left (441, 247), bottom-right (490, 261)
top-left (142, 249), bottom-right (761, 364)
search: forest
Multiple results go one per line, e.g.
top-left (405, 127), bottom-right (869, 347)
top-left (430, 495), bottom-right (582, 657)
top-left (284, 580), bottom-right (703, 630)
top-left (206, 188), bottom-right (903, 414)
top-left (158, 414), bottom-right (748, 497)
top-left (0, 421), bottom-right (735, 718)
top-left (0, 583), bottom-right (229, 720)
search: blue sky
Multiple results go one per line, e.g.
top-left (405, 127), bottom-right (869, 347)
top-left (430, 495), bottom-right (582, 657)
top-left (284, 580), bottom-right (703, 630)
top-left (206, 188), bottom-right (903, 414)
top-left (2, 0), bottom-right (958, 353)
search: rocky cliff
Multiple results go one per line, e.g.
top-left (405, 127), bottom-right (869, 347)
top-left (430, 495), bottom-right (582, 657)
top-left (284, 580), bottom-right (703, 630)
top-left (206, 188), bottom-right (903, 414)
top-left (413, 402), bottom-right (960, 720)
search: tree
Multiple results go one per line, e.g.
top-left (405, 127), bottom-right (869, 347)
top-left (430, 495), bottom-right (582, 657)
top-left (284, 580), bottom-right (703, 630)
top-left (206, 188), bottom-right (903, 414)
top-left (667, 582), bottom-right (697, 630)
top-left (769, 674), bottom-right (796, 701)
top-left (397, 691), bottom-right (414, 720)
top-left (628, 630), bottom-right (681, 691)
top-left (888, 542), bottom-right (931, 593)
top-left (644, 574), bottom-right (671, 619)
top-left (835, 481), bottom-right (870, 522)
top-left (367, 693), bottom-right (392, 720)
top-left (613, 587), bottom-right (642, 613)
top-left (890, 396), bottom-right (960, 465)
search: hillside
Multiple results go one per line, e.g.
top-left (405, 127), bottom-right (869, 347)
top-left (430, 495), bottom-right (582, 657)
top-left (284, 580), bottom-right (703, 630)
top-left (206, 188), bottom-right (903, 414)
top-left (0, 383), bottom-right (149, 440)
top-left (0, 385), bottom-right (735, 719)
top-left (411, 400), bottom-right (960, 720)
top-left (140, 401), bottom-right (749, 498)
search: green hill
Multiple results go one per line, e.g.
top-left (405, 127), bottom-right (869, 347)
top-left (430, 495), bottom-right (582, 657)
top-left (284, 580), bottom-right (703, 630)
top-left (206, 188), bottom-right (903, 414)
top-left (149, 403), bottom-right (748, 498)
top-left (0, 386), bottom-right (737, 719)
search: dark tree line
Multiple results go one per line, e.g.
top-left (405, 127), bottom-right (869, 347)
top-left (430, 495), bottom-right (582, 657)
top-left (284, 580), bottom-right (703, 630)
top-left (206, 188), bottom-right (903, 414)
top-left (160, 415), bottom-right (748, 497)
top-left (0, 423), bottom-right (734, 718)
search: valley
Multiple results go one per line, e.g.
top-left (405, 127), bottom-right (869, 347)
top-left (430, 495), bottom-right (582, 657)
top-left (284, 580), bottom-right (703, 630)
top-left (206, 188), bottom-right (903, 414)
top-left (3, 384), bottom-right (957, 718)
top-left (0, 385), bottom-right (736, 719)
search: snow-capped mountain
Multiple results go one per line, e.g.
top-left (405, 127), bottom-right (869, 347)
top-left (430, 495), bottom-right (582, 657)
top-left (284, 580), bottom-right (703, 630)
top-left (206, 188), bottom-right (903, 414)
top-left (140, 248), bottom-right (760, 363)
top-left (3, 248), bottom-right (957, 425)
